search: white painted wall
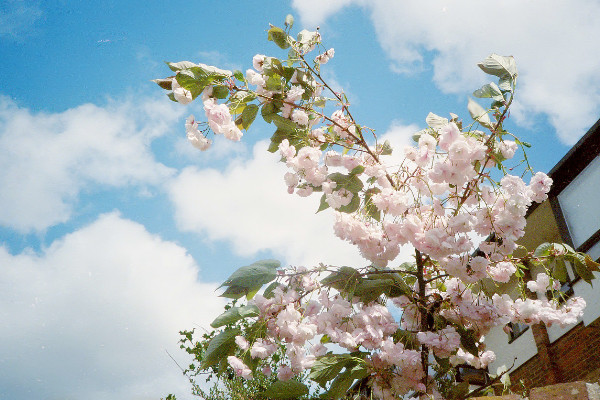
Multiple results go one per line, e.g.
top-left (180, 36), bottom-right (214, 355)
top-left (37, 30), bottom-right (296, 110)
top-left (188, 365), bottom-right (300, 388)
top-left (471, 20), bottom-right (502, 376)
top-left (575, 271), bottom-right (600, 326)
top-left (486, 325), bottom-right (538, 374)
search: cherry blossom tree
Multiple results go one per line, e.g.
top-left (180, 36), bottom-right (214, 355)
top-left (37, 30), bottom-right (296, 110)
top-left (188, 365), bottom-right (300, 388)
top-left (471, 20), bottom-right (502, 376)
top-left (156, 16), bottom-right (599, 400)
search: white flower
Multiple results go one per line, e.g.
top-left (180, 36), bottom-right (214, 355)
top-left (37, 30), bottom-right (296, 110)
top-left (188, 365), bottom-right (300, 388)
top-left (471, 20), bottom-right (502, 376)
top-left (252, 54), bottom-right (266, 71)
top-left (291, 109), bottom-right (309, 126)
top-left (185, 115), bottom-right (211, 151)
top-left (187, 131), bottom-right (211, 151)
top-left (315, 48), bottom-right (335, 64)
top-left (171, 78), bottom-right (193, 104)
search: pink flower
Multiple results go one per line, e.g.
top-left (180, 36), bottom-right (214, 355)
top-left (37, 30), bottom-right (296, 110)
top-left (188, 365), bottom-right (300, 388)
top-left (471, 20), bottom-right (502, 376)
top-left (235, 335), bottom-right (249, 350)
top-left (488, 261), bottom-right (516, 283)
top-left (439, 122), bottom-right (460, 151)
top-left (277, 365), bottom-right (294, 381)
top-left (227, 356), bottom-right (252, 379)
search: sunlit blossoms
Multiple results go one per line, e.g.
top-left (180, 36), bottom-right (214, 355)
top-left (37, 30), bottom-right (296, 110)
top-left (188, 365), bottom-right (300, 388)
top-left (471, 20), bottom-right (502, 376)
top-left (156, 19), bottom-right (599, 400)
top-left (185, 115), bottom-right (211, 151)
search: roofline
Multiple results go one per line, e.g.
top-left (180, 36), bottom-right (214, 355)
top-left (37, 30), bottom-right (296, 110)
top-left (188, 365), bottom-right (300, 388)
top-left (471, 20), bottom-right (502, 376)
top-left (524, 117), bottom-right (600, 217)
top-left (547, 117), bottom-right (600, 197)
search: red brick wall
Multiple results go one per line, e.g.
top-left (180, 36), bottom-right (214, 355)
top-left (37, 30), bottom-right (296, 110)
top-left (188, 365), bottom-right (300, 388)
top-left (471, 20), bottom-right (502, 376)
top-left (510, 317), bottom-right (600, 390)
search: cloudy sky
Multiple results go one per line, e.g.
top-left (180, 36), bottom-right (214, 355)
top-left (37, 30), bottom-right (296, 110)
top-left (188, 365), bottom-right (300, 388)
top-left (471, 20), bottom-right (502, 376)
top-left (1, 0), bottom-right (599, 399)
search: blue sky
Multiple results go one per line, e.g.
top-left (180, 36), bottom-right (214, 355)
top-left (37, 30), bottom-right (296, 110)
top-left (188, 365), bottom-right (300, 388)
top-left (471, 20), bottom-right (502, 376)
top-left (2, 1), bottom-right (600, 399)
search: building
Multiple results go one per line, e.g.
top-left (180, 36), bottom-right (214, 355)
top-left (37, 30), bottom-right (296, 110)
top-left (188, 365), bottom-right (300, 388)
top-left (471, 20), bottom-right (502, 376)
top-left (484, 117), bottom-right (600, 389)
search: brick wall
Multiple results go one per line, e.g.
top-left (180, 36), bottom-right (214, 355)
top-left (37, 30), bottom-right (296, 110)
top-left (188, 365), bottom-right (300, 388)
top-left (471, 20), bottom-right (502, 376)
top-left (509, 317), bottom-right (600, 390)
top-left (472, 381), bottom-right (600, 400)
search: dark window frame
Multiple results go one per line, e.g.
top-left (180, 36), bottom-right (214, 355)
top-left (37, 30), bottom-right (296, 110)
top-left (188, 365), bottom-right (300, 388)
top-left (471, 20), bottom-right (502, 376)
top-left (506, 321), bottom-right (529, 344)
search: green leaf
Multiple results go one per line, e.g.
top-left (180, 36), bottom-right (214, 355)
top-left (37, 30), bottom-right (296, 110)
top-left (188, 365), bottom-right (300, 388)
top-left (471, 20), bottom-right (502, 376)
top-left (268, 26), bottom-right (290, 49)
top-left (434, 354), bottom-right (451, 372)
top-left (552, 258), bottom-right (568, 282)
top-left (384, 272), bottom-right (412, 298)
top-left (233, 70), bottom-right (245, 81)
top-left (349, 165), bottom-right (365, 176)
top-left (498, 76), bottom-right (513, 92)
top-left (201, 328), bottom-right (240, 368)
top-left (262, 380), bottom-right (309, 399)
top-left (337, 193), bottom-right (360, 214)
top-left (534, 242), bottom-right (552, 257)
top-left (239, 304), bottom-right (259, 317)
top-left (175, 73), bottom-right (204, 99)
top-left (166, 61), bottom-right (197, 72)
top-left (212, 85), bottom-right (229, 99)
top-left (473, 82), bottom-right (504, 102)
top-left (457, 326), bottom-right (479, 357)
top-left (219, 260), bottom-right (280, 299)
top-left (447, 381), bottom-right (470, 400)
top-left (309, 354), bottom-right (354, 387)
top-left (268, 128), bottom-right (288, 153)
top-left (210, 305), bottom-right (258, 328)
top-left (211, 307), bottom-right (242, 328)
top-left (477, 54), bottom-right (518, 79)
top-left (324, 366), bottom-right (368, 399)
top-left (231, 90), bottom-right (256, 103)
top-left (353, 278), bottom-right (395, 303)
top-left (321, 267), bottom-right (361, 293)
top-left (167, 61), bottom-right (232, 77)
top-left (220, 285), bottom-right (249, 299)
top-left (328, 172), bottom-right (363, 194)
top-left (263, 281), bottom-right (280, 298)
top-left (220, 260), bottom-right (280, 288)
top-left (317, 193), bottom-right (330, 213)
top-left (380, 140), bottom-right (393, 155)
top-left (364, 188), bottom-right (381, 222)
top-left (261, 102), bottom-right (278, 123)
top-left (584, 254), bottom-right (600, 272)
top-left (570, 253), bottom-right (595, 284)
top-left (425, 112), bottom-right (449, 131)
top-left (265, 75), bottom-right (283, 91)
top-left (152, 78), bottom-right (173, 90)
top-left (272, 114), bottom-right (299, 134)
top-left (241, 104), bottom-right (259, 130)
top-left (467, 98), bottom-right (492, 128)
top-left (393, 329), bottom-right (419, 350)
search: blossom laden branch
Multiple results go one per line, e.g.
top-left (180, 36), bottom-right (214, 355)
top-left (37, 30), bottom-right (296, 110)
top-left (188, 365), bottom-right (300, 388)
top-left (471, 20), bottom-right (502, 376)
top-left (155, 17), bottom-right (599, 400)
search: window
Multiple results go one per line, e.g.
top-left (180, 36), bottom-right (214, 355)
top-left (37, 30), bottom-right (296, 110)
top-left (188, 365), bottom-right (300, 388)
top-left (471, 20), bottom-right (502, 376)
top-left (455, 364), bottom-right (490, 386)
top-left (557, 155), bottom-right (600, 251)
top-left (506, 322), bottom-right (529, 343)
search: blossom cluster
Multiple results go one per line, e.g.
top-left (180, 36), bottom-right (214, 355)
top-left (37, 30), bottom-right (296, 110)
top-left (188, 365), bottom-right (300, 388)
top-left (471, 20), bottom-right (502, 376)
top-left (157, 24), bottom-right (596, 400)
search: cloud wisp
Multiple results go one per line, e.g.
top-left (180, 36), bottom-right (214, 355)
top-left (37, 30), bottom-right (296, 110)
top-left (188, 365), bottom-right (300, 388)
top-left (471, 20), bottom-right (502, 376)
top-left (0, 0), bottom-right (43, 39)
top-left (292, 0), bottom-right (600, 144)
top-left (168, 140), bottom-right (369, 268)
top-left (0, 212), bottom-right (225, 400)
top-left (0, 96), bottom-right (184, 232)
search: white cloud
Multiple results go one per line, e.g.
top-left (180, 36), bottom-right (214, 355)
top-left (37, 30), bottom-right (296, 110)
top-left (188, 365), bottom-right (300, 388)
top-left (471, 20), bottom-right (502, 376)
top-left (291, 0), bottom-right (357, 28)
top-left (0, 95), bottom-right (184, 232)
top-left (0, 212), bottom-right (225, 400)
top-left (292, 0), bottom-right (600, 144)
top-left (168, 140), bottom-right (367, 268)
top-left (380, 121), bottom-right (419, 153)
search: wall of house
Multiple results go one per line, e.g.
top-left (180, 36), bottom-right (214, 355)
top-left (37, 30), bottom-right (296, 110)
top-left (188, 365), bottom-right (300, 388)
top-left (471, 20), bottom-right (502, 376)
top-left (486, 326), bottom-right (537, 373)
top-left (508, 316), bottom-right (600, 390)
